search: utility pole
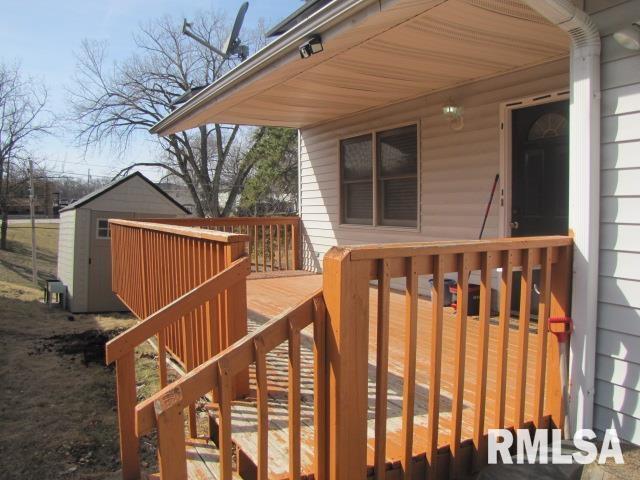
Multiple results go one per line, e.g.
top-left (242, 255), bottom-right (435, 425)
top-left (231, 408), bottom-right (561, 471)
top-left (29, 159), bottom-right (37, 285)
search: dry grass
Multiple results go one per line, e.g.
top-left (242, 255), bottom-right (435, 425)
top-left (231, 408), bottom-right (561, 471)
top-left (0, 222), bottom-right (59, 288)
top-left (0, 223), bottom-right (162, 479)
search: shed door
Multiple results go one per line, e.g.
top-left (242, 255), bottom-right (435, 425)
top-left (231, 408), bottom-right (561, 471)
top-left (88, 210), bottom-right (135, 312)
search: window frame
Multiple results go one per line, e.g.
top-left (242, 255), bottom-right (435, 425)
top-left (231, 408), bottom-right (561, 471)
top-left (96, 218), bottom-right (111, 240)
top-left (338, 120), bottom-right (420, 231)
top-left (339, 133), bottom-right (374, 225)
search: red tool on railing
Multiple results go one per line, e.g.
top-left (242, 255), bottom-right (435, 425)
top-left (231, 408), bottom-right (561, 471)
top-left (549, 316), bottom-right (573, 437)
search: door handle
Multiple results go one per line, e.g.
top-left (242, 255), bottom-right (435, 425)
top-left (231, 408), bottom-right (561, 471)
top-left (510, 221), bottom-right (519, 230)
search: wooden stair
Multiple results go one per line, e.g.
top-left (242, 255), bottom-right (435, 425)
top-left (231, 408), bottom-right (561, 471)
top-left (147, 437), bottom-right (241, 480)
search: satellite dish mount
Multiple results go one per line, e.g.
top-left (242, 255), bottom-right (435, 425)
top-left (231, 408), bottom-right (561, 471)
top-left (182, 2), bottom-right (250, 61)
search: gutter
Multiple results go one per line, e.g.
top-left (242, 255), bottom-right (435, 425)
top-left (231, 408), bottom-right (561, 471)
top-left (523, 0), bottom-right (601, 434)
top-left (150, 0), bottom-right (378, 135)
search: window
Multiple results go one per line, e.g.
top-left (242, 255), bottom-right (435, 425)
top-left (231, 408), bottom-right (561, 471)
top-left (340, 125), bottom-right (418, 228)
top-left (376, 125), bottom-right (418, 227)
top-left (340, 135), bottom-right (373, 225)
top-left (97, 219), bottom-right (110, 239)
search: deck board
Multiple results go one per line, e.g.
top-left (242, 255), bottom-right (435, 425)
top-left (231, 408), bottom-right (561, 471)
top-left (202, 272), bottom-right (545, 478)
top-left (186, 438), bottom-right (241, 480)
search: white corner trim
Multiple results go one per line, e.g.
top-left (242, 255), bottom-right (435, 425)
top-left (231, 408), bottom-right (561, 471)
top-left (522, 0), bottom-right (601, 434)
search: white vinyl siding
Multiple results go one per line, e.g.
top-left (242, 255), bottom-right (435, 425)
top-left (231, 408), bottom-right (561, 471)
top-left (588, 0), bottom-right (640, 445)
top-left (299, 59), bottom-right (569, 271)
top-left (56, 210), bottom-right (76, 303)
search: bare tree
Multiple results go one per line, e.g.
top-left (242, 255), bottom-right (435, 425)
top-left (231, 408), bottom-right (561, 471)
top-left (0, 62), bottom-right (51, 250)
top-left (70, 12), bottom-right (269, 217)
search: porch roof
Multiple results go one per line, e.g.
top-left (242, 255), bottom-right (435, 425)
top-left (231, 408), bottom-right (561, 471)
top-left (151, 0), bottom-right (570, 135)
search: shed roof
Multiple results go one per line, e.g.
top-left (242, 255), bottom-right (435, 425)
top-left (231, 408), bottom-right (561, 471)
top-left (150, 0), bottom-right (569, 135)
top-left (60, 171), bottom-right (190, 214)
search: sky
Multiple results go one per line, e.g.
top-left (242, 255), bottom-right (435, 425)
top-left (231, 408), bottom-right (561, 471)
top-left (0, 0), bottom-right (301, 182)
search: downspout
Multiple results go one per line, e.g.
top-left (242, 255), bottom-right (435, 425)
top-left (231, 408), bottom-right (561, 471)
top-left (523, 0), bottom-right (601, 433)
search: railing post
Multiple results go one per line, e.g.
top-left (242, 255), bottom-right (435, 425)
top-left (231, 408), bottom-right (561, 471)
top-left (139, 228), bottom-right (149, 318)
top-left (292, 218), bottom-right (301, 270)
top-left (546, 244), bottom-right (573, 430)
top-left (224, 240), bottom-right (250, 398)
top-left (154, 387), bottom-right (188, 480)
top-left (322, 247), bottom-right (370, 479)
top-left (115, 350), bottom-right (140, 480)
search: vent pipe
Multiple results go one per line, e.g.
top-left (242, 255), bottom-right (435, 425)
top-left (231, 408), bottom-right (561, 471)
top-left (523, 0), bottom-right (601, 434)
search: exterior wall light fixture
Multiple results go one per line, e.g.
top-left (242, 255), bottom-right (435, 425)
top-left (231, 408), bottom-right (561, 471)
top-left (443, 99), bottom-right (464, 131)
top-left (299, 35), bottom-right (324, 59)
top-left (613, 22), bottom-right (640, 50)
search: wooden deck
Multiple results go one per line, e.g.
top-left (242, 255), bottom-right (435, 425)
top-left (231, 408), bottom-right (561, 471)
top-left (200, 271), bottom-right (545, 479)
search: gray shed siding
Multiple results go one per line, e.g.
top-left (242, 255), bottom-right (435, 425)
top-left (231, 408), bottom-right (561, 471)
top-left (587, 0), bottom-right (640, 444)
top-left (56, 209), bottom-right (76, 307)
top-left (57, 174), bottom-right (187, 313)
top-left (82, 174), bottom-right (187, 216)
top-left (71, 209), bottom-right (91, 312)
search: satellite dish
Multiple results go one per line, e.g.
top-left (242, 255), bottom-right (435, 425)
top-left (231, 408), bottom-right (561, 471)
top-left (224, 2), bottom-right (249, 59)
top-left (182, 2), bottom-right (250, 61)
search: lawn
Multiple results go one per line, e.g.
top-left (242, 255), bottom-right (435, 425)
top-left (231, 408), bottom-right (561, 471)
top-left (0, 222), bottom-right (161, 479)
top-left (0, 221), bottom-right (59, 288)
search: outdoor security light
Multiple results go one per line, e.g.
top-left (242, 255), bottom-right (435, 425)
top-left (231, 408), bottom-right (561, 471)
top-left (299, 35), bottom-right (324, 59)
top-left (443, 99), bottom-right (464, 131)
top-left (613, 23), bottom-right (640, 50)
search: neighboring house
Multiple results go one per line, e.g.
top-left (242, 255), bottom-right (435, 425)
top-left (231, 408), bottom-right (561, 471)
top-left (57, 172), bottom-right (189, 313)
top-left (150, 0), bottom-right (640, 446)
top-left (157, 181), bottom-right (195, 213)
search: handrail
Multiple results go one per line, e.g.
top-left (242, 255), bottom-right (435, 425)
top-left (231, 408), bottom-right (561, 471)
top-left (109, 219), bottom-right (249, 243)
top-left (323, 235), bottom-right (573, 479)
top-left (135, 289), bottom-right (326, 480)
top-left (145, 216), bottom-right (299, 226)
top-left (139, 216), bottom-right (302, 271)
top-left (136, 288), bottom-right (321, 433)
top-left (346, 235), bottom-right (573, 259)
top-left (108, 220), bottom-right (251, 480)
top-left (106, 256), bottom-right (251, 364)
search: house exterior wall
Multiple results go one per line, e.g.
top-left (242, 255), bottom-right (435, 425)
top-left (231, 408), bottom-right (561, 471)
top-left (587, 0), bottom-right (640, 444)
top-left (299, 59), bottom-right (569, 272)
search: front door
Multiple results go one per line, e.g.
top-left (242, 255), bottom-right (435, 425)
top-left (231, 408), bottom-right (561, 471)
top-left (511, 100), bottom-right (569, 237)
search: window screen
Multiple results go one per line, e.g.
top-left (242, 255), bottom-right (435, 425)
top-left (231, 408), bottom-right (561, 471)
top-left (341, 135), bottom-right (373, 225)
top-left (376, 125), bottom-right (418, 227)
top-left (97, 219), bottom-right (110, 239)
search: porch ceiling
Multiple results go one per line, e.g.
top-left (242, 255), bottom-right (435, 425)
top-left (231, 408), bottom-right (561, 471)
top-left (154, 0), bottom-right (570, 134)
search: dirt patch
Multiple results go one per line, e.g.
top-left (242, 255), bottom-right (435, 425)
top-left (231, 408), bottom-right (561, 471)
top-left (0, 282), bottom-right (161, 479)
top-left (31, 328), bottom-right (127, 367)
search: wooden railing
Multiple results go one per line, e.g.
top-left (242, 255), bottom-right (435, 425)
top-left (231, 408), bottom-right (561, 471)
top-left (109, 231), bottom-right (573, 480)
top-left (146, 216), bottom-right (301, 273)
top-left (323, 235), bottom-right (573, 479)
top-left (107, 219), bottom-right (252, 480)
top-left (135, 290), bottom-right (327, 480)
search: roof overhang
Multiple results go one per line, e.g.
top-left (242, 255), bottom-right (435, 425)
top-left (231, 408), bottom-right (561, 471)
top-left (151, 0), bottom-right (570, 135)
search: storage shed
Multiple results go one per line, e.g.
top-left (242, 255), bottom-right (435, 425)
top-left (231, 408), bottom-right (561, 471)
top-left (57, 172), bottom-right (189, 313)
